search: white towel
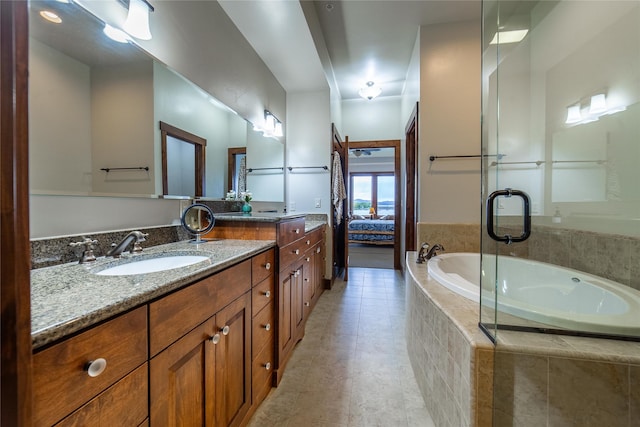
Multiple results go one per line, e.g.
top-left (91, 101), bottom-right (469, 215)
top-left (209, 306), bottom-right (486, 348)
top-left (332, 151), bottom-right (347, 225)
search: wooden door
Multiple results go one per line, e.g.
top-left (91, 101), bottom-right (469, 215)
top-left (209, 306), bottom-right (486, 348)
top-left (331, 124), bottom-right (349, 281)
top-left (404, 103), bottom-right (419, 252)
top-left (215, 293), bottom-right (251, 427)
top-left (150, 318), bottom-right (217, 426)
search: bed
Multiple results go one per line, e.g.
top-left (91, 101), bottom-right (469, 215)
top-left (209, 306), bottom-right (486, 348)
top-left (348, 216), bottom-right (395, 245)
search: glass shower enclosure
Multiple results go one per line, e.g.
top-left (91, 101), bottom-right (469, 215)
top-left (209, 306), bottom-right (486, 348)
top-left (481, 0), bottom-right (640, 342)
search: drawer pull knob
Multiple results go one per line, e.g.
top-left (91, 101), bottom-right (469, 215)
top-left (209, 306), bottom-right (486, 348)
top-left (292, 270), bottom-right (300, 277)
top-left (304, 278), bottom-right (309, 282)
top-left (306, 240), bottom-right (310, 245)
top-left (264, 290), bottom-right (271, 298)
top-left (264, 362), bottom-right (271, 371)
top-left (294, 229), bottom-right (300, 234)
top-left (316, 247), bottom-right (321, 254)
top-left (306, 257), bottom-right (310, 262)
top-left (221, 325), bottom-right (230, 336)
top-left (293, 249), bottom-right (300, 255)
top-left (84, 358), bottom-right (107, 377)
top-left (264, 323), bottom-right (271, 331)
top-left (210, 333), bottom-right (221, 344)
top-left (304, 302), bottom-right (310, 307)
top-left (264, 262), bottom-right (271, 270)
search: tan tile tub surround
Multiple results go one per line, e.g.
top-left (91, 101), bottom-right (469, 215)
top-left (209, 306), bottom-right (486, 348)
top-left (406, 253), bottom-right (494, 427)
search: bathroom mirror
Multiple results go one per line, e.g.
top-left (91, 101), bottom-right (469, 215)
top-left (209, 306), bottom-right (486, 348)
top-left (181, 203), bottom-right (215, 243)
top-left (28, 0), bottom-right (284, 201)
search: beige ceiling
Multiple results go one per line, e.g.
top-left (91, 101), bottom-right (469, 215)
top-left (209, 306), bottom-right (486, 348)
top-left (221, 0), bottom-right (481, 100)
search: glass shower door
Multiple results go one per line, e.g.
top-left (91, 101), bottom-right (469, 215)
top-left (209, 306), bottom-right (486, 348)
top-left (481, 0), bottom-right (640, 342)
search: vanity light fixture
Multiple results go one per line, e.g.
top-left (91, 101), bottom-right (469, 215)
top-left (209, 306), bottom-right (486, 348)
top-left (489, 29), bottom-right (529, 45)
top-left (103, 24), bottom-right (131, 43)
top-left (358, 81), bottom-right (382, 100)
top-left (262, 110), bottom-right (283, 138)
top-left (565, 104), bottom-right (582, 124)
top-left (40, 10), bottom-right (62, 24)
top-left (589, 93), bottom-right (607, 115)
top-left (123, 0), bottom-right (154, 40)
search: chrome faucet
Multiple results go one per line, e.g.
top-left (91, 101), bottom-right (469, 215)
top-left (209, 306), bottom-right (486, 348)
top-left (416, 242), bottom-right (430, 263)
top-left (106, 231), bottom-right (149, 258)
top-left (425, 244), bottom-right (445, 260)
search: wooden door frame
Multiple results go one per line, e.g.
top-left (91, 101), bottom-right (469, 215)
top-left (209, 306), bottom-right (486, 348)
top-left (405, 103), bottom-right (418, 252)
top-left (1, 1), bottom-right (33, 425)
top-left (160, 121), bottom-right (206, 197)
top-left (227, 147), bottom-right (246, 194)
top-left (347, 139), bottom-right (402, 270)
top-left (330, 124), bottom-right (348, 283)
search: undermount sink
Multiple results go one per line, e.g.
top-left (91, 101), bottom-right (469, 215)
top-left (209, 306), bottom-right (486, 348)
top-left (94, 255), bottom-right (210, 276)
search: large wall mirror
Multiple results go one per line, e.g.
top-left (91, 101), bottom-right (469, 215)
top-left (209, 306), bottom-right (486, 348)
top-left (28, 0), bottom-right (284, 201)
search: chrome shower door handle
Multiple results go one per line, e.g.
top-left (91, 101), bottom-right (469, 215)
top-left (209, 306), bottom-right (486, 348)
top-left (486, 188), bottom-right (531, 244)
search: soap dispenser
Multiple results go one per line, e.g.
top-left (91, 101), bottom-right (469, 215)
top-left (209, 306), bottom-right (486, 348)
top-left (552, 207), bottom-right (562, 224)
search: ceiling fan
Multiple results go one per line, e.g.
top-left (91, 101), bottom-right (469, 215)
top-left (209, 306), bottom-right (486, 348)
top-left (351, 148), bottom-right (381, 157)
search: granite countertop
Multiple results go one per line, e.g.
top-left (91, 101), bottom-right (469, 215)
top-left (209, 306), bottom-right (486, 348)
top-left (213, 212), bottom-right (306, 222)
top-left (31, 239), bottom-right (275, 349)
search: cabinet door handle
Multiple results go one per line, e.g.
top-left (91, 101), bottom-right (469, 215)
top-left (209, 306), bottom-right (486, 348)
top-left (263, 362), bottom-right (271, 371)
top-left (292, 249), bottom-right (299, 255)
top-left (306, 257), bottom-right (310, 262)
top-left (209, 333), bottom-right (221, 344)
top-left (84, 358), bottom-right (107, 377)
top-left (264, 323), bottom-right (271, 331)
top-left (304, 278), bottom-right (309, 282)
top-left (221, 325), bottom-right (230, 336)
top-left (306, 240), bottom-right (310, 245)
top-left (304, 302), bottom-right (310, 307)
top-left (316, 247), bottom-right (321, 254)
top-left (292, 270), bottom-right (300, 277)
top-left (294, 228), bottom-right (300, 234)
top-left (263, 290), bottom-right (271, 298)
top-left (264, 262), bottom-right (271, 270)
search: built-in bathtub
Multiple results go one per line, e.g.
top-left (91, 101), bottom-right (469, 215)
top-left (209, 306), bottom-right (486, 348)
top-left (405, 252), bottom-right (640, 427)
top-left (428, 252), bottom-right (640, 337)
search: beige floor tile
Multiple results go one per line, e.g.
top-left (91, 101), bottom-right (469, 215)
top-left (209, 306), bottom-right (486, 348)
top-left (248, 267), bottom-right (435, 427)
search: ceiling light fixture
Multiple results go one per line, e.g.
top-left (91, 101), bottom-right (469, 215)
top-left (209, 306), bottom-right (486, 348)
top-left (123, 0), bottom-right (154, 40)
top-left (489, 29), bottom-right (528, 45)
top-left (40, 10), bottom-right (62, 24)
top-left (358, 81), bottom-right (382, 100)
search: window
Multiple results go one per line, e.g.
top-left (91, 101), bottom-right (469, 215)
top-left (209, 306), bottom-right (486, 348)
top-left (350, 173), bottom-right (395, 216)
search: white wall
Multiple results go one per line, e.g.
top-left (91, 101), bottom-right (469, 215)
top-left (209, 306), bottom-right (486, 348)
top-left (286, 91), bottom-right (331, 214)
top-left (91, 61), bottom-right (155, 194)
top-left (341, 96), bottom-right (404, 141)
top-left (29, 39), bottom-right (92, 194)
top-left (419, 20), bottom-right (481, 224)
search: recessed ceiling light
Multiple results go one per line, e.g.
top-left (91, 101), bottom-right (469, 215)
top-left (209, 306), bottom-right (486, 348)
top-left (490, 29), bottom-right (528, 45)
top-left (40, 10), bottom-right (62, 24)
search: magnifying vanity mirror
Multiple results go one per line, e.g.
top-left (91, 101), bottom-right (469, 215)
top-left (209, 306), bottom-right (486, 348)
top-left (28, 0), bottom-right (284, 202)
top-left (181, 203), bottom-right (215, 243)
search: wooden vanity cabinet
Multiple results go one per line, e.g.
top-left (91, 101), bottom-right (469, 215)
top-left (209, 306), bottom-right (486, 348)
top-left (32, 306), bottom-right (148, 426)
top-left (149, 260), bottom-right (252, 427)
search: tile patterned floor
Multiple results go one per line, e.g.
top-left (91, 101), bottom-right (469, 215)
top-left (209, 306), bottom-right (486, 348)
top-left (247, 267), bottom-right (436, 427)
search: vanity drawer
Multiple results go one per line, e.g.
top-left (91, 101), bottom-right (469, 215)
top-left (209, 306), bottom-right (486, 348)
top-left (252, 301), bottom-right (275, 358)
top-left (149, 260), bottom-right (251, 356)
top-left (252, 248), bottom-right (275, 286)
top-left (252, 275), bottom-right (275, 315)
top-left (33, 306), bottom-right (148, 427)
top-left (252, 337), bottom-right (275, 400)
top-left (55, 363), bottom-right (148, 427)
top-left (278, 240), bottom-right (306, 271)
top-left (277, 218), bottom-right (306, 246)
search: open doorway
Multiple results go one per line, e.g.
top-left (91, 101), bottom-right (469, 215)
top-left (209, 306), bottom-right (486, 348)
top-left (347, 140), bottom-right (400, 269)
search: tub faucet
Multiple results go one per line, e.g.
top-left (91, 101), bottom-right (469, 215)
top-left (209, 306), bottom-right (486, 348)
top-left (416, 242), bottom-right (430, 263)
top-left (106, 231), bottom-right (148, 258)
top-left (425, 244), bottom-right (445, 260)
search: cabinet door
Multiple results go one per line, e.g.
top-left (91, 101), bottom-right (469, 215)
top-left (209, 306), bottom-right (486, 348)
top-left (278, 268), bottom-right (295, 359)
top-left (215, 292), bottom-right (251, 427)
top-left (150, 318), bottom-right (217, 427)
top-left (293, 263), bottom-right (305, 335)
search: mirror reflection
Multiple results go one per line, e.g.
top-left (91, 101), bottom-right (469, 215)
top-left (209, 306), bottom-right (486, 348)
top-left (28, 0), bottom-right (284, 201)
top-left (181, 203), bottom-right (215, 243)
